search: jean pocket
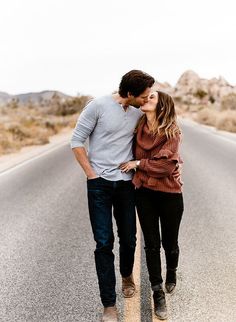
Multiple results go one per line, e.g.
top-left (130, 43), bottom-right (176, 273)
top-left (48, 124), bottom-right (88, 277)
top-left (87, 177), bottom-right (101, 187)
top-left (87, 177), bottom-right (100, 182)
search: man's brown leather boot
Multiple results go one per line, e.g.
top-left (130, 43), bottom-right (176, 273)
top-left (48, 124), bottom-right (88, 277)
top-left (102, 306), bottom-right (118, 322)
top-left (122, 274), bottom-right (136, 298)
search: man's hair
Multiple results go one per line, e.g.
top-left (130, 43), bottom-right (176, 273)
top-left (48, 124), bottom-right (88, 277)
top-left (118, 70), bottom-right (155, 98)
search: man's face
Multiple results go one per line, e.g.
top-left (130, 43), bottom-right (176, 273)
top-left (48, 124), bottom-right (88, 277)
top-left (141, 91), bottom-right (158, 113)
top-left (127, 87), bottom-right (152, 108)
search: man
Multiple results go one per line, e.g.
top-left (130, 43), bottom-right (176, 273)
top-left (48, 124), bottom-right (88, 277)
top-left (71, 70), bottom-right (155, 322)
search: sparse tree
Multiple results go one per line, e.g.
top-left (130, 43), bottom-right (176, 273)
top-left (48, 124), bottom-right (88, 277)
top-left (7, 98), bottom-right (19, 109)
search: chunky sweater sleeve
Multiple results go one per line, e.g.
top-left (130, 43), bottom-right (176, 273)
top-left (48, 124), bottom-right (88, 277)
top-left (138, 135), bottom-right (181, 178)
top-left (70, 100), bottom-right (99, 148)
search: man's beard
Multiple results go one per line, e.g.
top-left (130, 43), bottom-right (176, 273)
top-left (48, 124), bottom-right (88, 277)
top-left (130, 102), bottom-right (140, 108)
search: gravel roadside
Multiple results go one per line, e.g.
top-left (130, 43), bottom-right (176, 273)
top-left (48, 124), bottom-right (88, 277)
top-left (0, 128), bottom-right (73, 174)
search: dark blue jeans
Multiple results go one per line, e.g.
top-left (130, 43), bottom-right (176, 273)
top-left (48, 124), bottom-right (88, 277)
top-left (87, 177), bottom-right (136, 307)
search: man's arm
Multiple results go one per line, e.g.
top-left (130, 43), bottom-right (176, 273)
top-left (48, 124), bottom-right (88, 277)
top-left (71, 100), bottom-right (99, 179)
top-left (72, 147), bottom-right (98, 179)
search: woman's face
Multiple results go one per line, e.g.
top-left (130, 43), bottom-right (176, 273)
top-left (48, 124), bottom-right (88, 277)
top-left (140, 91), bottom-right (158, 113)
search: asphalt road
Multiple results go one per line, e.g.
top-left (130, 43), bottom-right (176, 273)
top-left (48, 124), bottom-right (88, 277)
top-left (0, 119), bottom-right (235, 322)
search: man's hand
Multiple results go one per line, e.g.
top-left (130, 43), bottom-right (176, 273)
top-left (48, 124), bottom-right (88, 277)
top-left (119, 161), bottom-right (138, 173)
top-left (87, 174), bottom-right (99, 180)
top-left (72, 147), bottom-right (99, 180)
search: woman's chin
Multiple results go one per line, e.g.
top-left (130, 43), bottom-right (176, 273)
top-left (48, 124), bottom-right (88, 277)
top-left (141, 107), bottom-right (148, 113)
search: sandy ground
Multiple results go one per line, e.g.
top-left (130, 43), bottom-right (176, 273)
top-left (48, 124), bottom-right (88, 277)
top-left (0, 128), bottom-right (73, 174)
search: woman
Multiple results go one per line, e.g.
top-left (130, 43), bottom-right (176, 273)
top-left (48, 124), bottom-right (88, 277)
top-left (119, 91), bottom-right (184, 320)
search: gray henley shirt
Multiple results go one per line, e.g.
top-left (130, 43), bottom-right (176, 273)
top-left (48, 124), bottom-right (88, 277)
top-left (71, 95), bottom-right (143, 181)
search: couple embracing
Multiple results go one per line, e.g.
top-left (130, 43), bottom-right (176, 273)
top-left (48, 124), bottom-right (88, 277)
top-left (71, 70), bottom-right (184, 321)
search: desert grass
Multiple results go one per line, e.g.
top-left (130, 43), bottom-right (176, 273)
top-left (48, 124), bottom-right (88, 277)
top-left (0, 95), bottom-right (90, 155)
top-left (176, 102), bottom-right (236, 133)
top-left (216, 110), bottom-right (236, 132)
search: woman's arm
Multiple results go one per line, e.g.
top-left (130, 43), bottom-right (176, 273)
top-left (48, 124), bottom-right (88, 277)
top-left (120, 134), bottom-right (181, 178)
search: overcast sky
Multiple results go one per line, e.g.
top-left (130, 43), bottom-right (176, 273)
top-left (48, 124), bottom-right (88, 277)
top-left (0, 0), bottom-right (236, 97)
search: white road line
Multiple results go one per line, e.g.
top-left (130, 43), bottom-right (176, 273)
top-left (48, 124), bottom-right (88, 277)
top-left (0, 141), bottom-right (69, 177)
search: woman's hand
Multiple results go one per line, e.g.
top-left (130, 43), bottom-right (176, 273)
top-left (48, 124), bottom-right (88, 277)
top-left (119, 161), bottom-right (138, 173)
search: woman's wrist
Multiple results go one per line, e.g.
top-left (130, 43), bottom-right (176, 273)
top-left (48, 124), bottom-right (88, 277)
top-left (136, 160), bottom-right (140, 168)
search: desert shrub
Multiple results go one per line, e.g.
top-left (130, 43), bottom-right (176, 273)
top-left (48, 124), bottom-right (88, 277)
top-left (174, 105), bottom-right (183, 115)
top-left (215, 110), bottom-right (236, 133)
top-left (0, 133), bottom-right (11, 154)
top-left (178, 104), bottom-right (190, 112)
top-left (189, 104), bottom-right (206, 113)
top-left (7, 124), bottom-right (32, 141)
top-left (173, 96), bottom-right (183, 104)
top-left (44, 95), bottom-right (91, 116)
top-left (195, 107), bottom-right (218, 126)
top-left (6, 98), bottom-right (19, 109)
top-left (67, 117), bottom-right (78, 128)
top-left (221, 93), bottom-right (236, 111)
top-left (0, 122), bottom-right (52, 154)
top-left (26, 99), bottom-right (35, 109)
top-left (209, 95), bottom-right (215, 104)
top-left (0, 130), bottom-right (21, 154)
top-left (24, 128), bottom-right (50, 146)
top-left (44, 120), bottom-right (58, 131)
top-left (0, 93), bottom-right (91, 155)
top-left (194, 89), bottom-right (207, 99)
top-left (20, 116), bottom-right (40, 128)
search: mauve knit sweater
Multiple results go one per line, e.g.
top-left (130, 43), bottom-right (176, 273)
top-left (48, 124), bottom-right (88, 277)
top-left (132, 122), bottom-right (183, 193)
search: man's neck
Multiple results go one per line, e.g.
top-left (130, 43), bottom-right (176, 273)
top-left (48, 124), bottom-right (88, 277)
top-left (112, 93), bottom-right (130, 110)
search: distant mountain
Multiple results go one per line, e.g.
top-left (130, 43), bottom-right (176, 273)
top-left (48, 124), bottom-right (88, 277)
top-left (2, 71), bottom-right (236, 107)
top-left (0, 90), bottom-right (73, 106)
top-left (0, 91), bottom-right (11, 105)
top-left (0, 91), bottom-right (11, 98)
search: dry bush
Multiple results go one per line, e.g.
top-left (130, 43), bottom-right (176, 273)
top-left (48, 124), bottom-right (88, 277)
top-left (0, 93), bottom-right (91, 155)
top-left (221, 93), bottom-right (236, 111)
top-left (0, 122), bottom-right (50, 153)
top-left (0, 122), bottom-right (23, 154)
top-left (189, 104), bottom-right (206, 113)
top-left (175, 105), bottom-right (183, 115)
top-left (0, 131), bottom-right (18, 154)
top-left (215, 110), bottom-right (236, 133)
top-left (195, 107), bottom-right (218, 126)
top-left (194, 89), bottom-right (207, 99)
top-left (173, 96), bottom-right (183, 104)
top-left (43, 95), bottom-right (91, 116)
top-left (6, 98), bottom-right (20, 109)
top-left (175, 104), bottom-right (189, 113)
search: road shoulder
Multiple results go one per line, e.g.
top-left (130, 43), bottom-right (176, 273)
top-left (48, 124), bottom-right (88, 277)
top-left (179, 116), bottom-right (236, 143)
top-left (0, 128), bottom-right (73, 174)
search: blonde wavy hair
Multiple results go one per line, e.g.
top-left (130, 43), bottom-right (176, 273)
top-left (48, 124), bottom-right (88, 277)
top-left (136, 91), bottom-right (180, 139)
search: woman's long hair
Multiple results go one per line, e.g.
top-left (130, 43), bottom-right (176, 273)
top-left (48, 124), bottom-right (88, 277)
top-left (136, 91), bottom-right (180, 139)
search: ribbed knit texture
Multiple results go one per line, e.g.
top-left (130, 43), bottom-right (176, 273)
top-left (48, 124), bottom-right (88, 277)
top-left (132, 122), bottom-right (183, 193)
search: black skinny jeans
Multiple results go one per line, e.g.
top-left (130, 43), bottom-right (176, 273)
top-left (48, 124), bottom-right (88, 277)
top-left (135, 187), bottom-right (184, 288)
